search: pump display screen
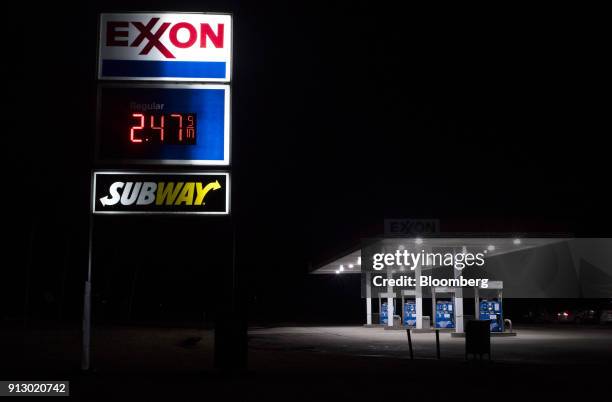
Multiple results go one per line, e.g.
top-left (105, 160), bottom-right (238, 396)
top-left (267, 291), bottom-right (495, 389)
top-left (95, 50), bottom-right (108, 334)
top-left (97, 83), bottom-right (229, 165)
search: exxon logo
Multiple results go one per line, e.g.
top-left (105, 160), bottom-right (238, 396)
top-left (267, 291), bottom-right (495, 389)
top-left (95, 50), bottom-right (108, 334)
top-left (106, 18), bottom-right (225, 58)
top-left (99, 14), bottom-right (231, 81)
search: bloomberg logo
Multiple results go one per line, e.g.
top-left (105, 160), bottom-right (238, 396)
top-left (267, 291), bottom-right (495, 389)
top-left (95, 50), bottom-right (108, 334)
top-left (98, 13), bottom-right (232, 82)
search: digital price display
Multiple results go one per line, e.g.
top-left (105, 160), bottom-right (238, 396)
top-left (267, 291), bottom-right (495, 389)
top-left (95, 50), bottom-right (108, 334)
top-left (128, 112), bottom-right (196, 145)
top-left (97, 83), bottom-right (229, 165)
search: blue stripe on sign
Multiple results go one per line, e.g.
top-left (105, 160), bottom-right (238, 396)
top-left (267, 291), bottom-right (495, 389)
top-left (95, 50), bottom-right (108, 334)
top-left (102, 60), bottom-right (226, 79)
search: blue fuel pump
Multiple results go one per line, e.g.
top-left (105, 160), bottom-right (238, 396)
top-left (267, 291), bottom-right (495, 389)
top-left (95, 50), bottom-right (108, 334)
top-left (479, 299), bottom-right (504, 332)
top-left (435, 300), bottom-right (455, 328)
top-left (380, 302), bottom-right (389, 325)
top-left (403, 302), bottom-right (417, 327)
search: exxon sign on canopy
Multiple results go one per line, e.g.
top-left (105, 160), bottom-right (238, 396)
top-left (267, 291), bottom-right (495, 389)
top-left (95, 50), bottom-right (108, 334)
top-left (98, 13), bottom-right (232, 82)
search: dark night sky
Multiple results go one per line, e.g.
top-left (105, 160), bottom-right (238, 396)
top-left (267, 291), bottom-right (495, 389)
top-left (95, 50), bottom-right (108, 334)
top-left (3, 1), bottom-right (609, 323)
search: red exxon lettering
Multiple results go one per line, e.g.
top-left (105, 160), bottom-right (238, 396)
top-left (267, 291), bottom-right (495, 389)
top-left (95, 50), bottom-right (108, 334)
top-left (201, 24), bottom-right (224, 48)
top-left (131, 18), bottom-right (174, 58)
top-left (169, 22), bottom-right (197, 48)
top-left (106, 19), bottom-right (226, 58)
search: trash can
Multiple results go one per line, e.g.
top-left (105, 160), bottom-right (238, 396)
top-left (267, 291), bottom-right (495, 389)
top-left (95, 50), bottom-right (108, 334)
top-left (465, 320), bottom-right (491, 360)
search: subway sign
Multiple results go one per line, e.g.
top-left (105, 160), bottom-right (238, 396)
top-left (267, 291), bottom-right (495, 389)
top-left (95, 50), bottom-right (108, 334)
top-left (98, 13), bottom-right (232, 81)
top-left (92, 171), bottom-right (230, 215)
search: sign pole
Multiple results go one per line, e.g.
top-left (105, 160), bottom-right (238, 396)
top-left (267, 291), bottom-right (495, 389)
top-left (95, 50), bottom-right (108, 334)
top-left (81, 213), bottom-right (93, 371)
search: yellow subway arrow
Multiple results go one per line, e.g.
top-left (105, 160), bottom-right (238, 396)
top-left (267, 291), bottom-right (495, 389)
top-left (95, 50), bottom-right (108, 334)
top-left (195, 180), bottom-right (222, 205)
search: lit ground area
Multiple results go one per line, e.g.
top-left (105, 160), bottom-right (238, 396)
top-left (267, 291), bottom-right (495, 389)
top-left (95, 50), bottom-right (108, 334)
top-left (2, 325), bottom-right (611, 400)
top-left (248, 325), bottom-right (612, 365)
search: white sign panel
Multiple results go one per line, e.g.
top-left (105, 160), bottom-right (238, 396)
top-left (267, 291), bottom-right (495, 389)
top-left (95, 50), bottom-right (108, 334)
top-left (98, 13), bottom-right (232, 82)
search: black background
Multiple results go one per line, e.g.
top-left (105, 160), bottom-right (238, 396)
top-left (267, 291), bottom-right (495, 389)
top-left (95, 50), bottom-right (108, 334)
top-left (3, 1), bottom-right (609, 326)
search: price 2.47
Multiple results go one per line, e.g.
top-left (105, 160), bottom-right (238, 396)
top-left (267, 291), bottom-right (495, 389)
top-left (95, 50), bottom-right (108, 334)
top-left (129, 113), bottom-right (196, 145)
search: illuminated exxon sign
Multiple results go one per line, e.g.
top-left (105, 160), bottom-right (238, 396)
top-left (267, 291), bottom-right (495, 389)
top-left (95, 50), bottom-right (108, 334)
top-left (98, 13), bottom-right (232, 81)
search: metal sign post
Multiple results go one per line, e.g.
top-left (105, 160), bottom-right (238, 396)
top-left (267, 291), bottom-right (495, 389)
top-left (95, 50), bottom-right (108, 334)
top-left (81, 214), bottom-right (93, 371)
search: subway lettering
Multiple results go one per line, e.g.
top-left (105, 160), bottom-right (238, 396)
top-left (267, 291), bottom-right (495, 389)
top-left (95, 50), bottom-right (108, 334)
top-left (99, 181), bottom-right (221, 206)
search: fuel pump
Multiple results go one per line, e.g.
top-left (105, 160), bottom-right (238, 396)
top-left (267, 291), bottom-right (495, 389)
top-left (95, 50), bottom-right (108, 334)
top-left (479, 299), bottom-right (504, 332)
top-left (403, 301), bottom-right (417, 327)
top-left (380, 302), bottom-right (389, 325)
top-left (474, 281), bottom-right (505, 333)
top-left (435, 300), bottom-right (455, 328)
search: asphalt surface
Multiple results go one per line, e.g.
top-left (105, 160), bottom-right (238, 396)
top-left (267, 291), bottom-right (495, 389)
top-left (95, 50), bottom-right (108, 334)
top-left (248, 325), bottom-right (612, 365)
top-left (2, 324), bottom-right (611, 400)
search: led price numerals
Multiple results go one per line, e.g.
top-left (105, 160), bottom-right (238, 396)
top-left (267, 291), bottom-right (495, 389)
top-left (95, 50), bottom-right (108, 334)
top-left (130, 113), bottom-right (196, 145)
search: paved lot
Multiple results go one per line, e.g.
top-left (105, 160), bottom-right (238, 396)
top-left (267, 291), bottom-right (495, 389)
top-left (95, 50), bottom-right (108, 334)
top-left (248, 325), bottom-right (612, 365)
top-left (2, 324), bottom-right (611, 400)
